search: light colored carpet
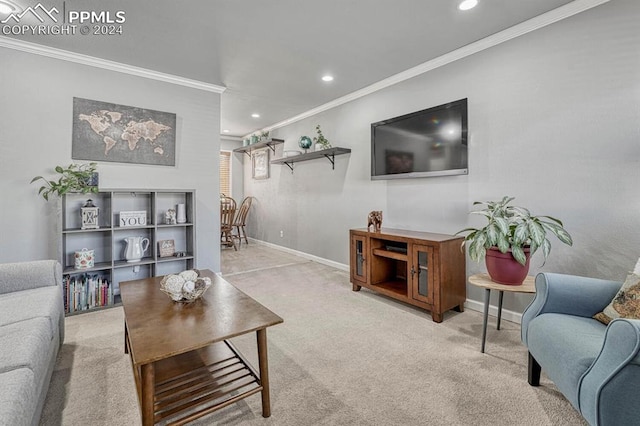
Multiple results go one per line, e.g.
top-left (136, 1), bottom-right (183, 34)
top-left (40, 244), bottom-right (587, 425)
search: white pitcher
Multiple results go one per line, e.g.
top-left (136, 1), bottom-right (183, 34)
top-left (124, 236), bottom-right (150, 263)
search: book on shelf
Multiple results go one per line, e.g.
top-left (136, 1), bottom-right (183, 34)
top-left (63, 274), bottom-right (113, 314)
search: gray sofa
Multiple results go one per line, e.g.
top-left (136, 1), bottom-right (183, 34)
top-left (0, 260), bottom-right (65, 426)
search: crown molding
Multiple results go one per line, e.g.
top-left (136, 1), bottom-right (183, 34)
top-left (257, 0), bottom-right (610, 135)
top-left (0, 36), bottom-right (226, 94)
top-left (221, 135), bottom-right (243, 143)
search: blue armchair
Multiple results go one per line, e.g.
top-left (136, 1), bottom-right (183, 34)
top-left (521, 273), bottom-right (640, 426)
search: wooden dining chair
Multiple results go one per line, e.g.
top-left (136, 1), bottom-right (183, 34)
top-left (220, 196), bottom-right (237, 251)
top-left (233, 196), bottom-right (254, 246)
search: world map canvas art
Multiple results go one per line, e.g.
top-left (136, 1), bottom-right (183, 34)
top-left (72, 97), bottom-right (176, 166)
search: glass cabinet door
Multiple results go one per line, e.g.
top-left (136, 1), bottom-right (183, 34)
top-left (411, 244), bottom-right (433, 304)
top-left (351, 235), bottom-right (367, 283)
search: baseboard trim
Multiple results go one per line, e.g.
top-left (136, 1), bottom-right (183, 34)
top-left (464, 299), bottom-right (523, 325)
top-left (248, 238), bottom-right (523, 324)
top-left (248, 238), bottom-right (350, 272)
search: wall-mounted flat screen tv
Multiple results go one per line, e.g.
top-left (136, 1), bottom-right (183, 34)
top-left (371, 98), bottom-right (468, 180)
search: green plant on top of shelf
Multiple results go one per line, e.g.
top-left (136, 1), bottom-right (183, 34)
top-left (30, 162), bottom-right (99, 201)
top-left (313, 125), bottom-right (331, 149)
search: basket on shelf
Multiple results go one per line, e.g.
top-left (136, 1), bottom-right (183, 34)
top-left (160, 269), bottom-right (212, 302)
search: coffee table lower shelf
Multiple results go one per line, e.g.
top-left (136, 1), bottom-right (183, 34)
top-left (128, 340), bottom-right (262, 425)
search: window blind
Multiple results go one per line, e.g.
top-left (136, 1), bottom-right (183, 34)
top-left (219, 151), bottom-right (231, 197)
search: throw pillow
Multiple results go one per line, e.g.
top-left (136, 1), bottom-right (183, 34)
top-left (594, 273), bottom-right (640, 325)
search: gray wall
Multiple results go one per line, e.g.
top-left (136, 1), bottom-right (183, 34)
top-left (220, 138), bottom-right (244, 201)
top-left (244, 0), bottom-right (640, 313)
top-left (0, 48), bottom-right (222, 271)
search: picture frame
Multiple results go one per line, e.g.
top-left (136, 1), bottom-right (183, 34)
top-left (72, 97), bottom-right (176, 166)
top-left (252, 149), bottom-right (270, 180)
top-left (158, 239), bottom-right (176, 258)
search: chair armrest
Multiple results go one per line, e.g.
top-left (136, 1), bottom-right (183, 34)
top-left (578, 318), bottom-right (640, 426)
top-left (521, 273), bottom-right (621, 344)
top-left (0, 260), bottom-right (62, 295)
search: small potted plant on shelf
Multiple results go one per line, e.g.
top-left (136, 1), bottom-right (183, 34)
top-left (313, 125), bottom-right (331, 151)
top-left (260, 130), bottom-right (270, 141)
top-left (455, 196), bottom-right (573, 285)
top-left (30, 162), bottom-right (99, 201)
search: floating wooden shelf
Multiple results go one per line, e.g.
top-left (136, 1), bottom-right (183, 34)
top-left (271, 147), bottom-right (351, 172)
top-left (233, 139), bottom-right (284, 156)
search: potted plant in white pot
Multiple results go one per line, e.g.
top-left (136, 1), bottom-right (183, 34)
top-left (456, 196), bottom-right (573, 285)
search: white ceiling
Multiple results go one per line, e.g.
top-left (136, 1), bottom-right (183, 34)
top-left (1, 0), bottom-right (579, 137)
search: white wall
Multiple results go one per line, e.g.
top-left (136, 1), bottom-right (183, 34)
top-left (244, 0), bottom-right (640, 312)
top-left (0, 47), bottom-right (222, 271)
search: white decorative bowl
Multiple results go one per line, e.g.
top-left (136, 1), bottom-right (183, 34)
top-left (160, 269), bottom-right (212, 302)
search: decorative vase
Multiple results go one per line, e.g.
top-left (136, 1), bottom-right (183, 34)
top-left (250, 135), bottom-right (259, 144)
top-left (176, 204), bottom-right (186, 224)
top-left (243, 139), bottom-right (250, 147)
top-left (123, 236), bottom-right (150, 263)
top-left (299, 136), bottom-right (312, 152)
top-left (485, 246), bottom-right (531, 285)
top-left (74, 248), bottom-right (95, 269)
top-left (85, 172), bottom-right (99, 188)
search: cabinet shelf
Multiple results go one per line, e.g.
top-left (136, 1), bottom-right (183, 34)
top-left (372, 248), bottom-right (408, 261)
top-left (156, 254), bottom-right (194, 264)
top-left (65, 300), bottom-right (122, 317)
top-left (114, 258), bottom-right (155, 268)
top-left (63, 262), bottom-right (113, 274)
top-left (113, 225), bottom-right (156, 231)
top-left (157, 223), bottom-right (193, 229)
top-left (61, 189), bottom-right (196, 316)
top-left (371, 280), bottom-right (408, 297)
top-left (63, 226), bottom-right (112, 234)
top-left (271, 147), bottom-right (351, 172)
top-left (233, 139), bottom-right (284, 157)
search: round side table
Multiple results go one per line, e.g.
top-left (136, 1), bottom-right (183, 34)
top-left (468, 273), bottom-right (536, 353)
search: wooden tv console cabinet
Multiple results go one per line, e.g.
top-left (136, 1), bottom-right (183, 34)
top-left (349, 228), bottom-right (466, 322)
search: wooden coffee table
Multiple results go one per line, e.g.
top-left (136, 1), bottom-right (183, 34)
top-left (120, 270), bottom-right (283, 425)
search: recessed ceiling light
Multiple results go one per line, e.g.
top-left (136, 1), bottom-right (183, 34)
top-left (0, 0), bottom-right (19, 14)
top-left (322, 75), bottom-right (334, 82)
top-left (222, 129), bottom-right (230, 133)
top-left (458, 0), bottom-right (478, 11)
top-left (251, 113), bottom-right (260, 118)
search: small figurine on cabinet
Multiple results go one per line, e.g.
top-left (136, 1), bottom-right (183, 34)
top-left (165, 209), bottom-right (177, 225)
top-left (367, 211), bottom-right (383, 232)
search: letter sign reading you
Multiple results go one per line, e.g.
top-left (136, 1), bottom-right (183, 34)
top-left (119, 211), bottom-right (147, 227)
